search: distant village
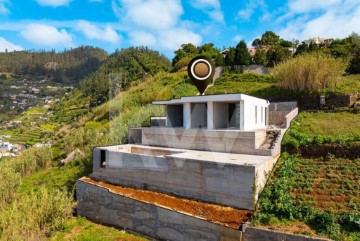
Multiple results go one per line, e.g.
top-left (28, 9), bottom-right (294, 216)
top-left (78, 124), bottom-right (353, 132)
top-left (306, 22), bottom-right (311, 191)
top-left (0, 75), bottom-right (72, 112)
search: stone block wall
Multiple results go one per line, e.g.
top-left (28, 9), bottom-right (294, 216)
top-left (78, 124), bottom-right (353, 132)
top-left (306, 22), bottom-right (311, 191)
top-left (76, 180), bottom-right (242, 241)
top-left (244, 226), bottom-right (331, 241)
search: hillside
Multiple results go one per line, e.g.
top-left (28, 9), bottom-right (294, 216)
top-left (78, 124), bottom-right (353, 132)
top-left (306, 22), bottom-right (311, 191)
top-left (0, 46), bottom-right (359, 240)
top-left (0, 46), bottom-right (108, 84)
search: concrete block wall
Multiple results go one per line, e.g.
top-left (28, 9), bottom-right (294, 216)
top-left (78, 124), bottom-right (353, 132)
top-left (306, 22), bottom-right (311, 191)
top-left (244, 226), bottom-right (331, 241)
top-left (92, 147), bottom-right (268, 210)
top-left (76, 180), bottom-right (242, 241)
top-left (138, 127), bottom-right (267, 155)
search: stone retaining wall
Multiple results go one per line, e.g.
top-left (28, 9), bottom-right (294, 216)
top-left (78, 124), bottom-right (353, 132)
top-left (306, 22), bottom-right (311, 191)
top-left (244, 226), bottom-right (331, 241)
top-left (76, 179), bottom-right (242, 241)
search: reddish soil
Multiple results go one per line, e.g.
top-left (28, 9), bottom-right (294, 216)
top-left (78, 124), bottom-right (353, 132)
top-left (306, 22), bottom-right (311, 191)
top-left (81, 177), bottom-right (251, 229)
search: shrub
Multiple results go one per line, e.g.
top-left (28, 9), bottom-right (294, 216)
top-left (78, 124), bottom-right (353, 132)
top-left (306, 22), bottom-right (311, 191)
top-left (274, 53), bottom-right (347, 92)
top-left (0, 187), bottom-right (74, 240)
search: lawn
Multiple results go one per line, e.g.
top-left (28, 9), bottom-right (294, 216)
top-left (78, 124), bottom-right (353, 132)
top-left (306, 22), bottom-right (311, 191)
top-left (290, 111), bottom-right (360, 137)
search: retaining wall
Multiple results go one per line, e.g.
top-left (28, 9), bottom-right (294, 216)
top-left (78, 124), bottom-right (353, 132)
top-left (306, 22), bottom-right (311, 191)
top-left (91, 146), bottom-right (274, 210)
top-left (76, 179), bottom-right (242, 241)
top-left (244, 226), bottom-right (331, 241)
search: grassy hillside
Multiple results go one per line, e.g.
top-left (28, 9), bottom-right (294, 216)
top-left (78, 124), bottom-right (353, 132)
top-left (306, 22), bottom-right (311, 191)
top-left (1, 49), bottom-right (359, 240)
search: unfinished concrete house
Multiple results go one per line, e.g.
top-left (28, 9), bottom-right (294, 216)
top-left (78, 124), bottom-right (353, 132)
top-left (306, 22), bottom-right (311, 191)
top-left (76, 92), bottom-right (298, 240)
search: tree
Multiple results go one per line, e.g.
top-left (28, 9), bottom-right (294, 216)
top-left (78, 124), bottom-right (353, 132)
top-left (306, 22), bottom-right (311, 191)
top-left (224, 47), bottom-right (235, 66)
top-left (261, 31), bottom-right (280, 46)
top-left (280, 39), bottom-right (293, 48)
top-left (252, 38), bottom-right (262, 48)
top-left (234, 40), bottom-right (251, 66)
top-left (172, 43), bottom-right (198, 66)
top-left (294, 43), bottom-right (310, 56)
top-left (266, 46), bottom-right (292, 67)
top-left (253, 49), bottom-right (267, 65)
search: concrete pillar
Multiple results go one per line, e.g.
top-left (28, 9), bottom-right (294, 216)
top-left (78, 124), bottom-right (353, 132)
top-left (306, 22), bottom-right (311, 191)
top-left (207, 101), bottom-right (214, 130)
top-left (183, 103), bottom-right (191, 129)
top-left (240, 100), bottom-right (244, 130)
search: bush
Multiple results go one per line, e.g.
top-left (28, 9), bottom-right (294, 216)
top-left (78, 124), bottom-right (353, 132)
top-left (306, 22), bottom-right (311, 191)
top-left (274, 53), bottom-right (347, 92)
top-left (0, 187), bottom-right (74, 240)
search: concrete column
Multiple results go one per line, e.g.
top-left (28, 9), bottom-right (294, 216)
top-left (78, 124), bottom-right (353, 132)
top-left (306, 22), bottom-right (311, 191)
top-left (240, 100), bottom-right (244, 130)
top-left (207, 101), bottom-right (214, 130)
top-left (265, 106), bottom-right (269, 126)
top-left (183, 103), bottom-right (191, 129)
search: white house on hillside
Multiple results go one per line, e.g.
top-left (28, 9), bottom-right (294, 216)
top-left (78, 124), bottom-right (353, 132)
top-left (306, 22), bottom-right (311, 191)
top-left (153, 93), bottom-right (269, 131)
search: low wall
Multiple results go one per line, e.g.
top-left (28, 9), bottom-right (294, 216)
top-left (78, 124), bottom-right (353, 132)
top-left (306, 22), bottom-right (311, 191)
top-left (76, 180), bottom-right (242, 241)
top-left (269, 102), bottom-right (298, 128)
top-left (136, 127), bottom-right (267, 155)
top-left (244, 226), bottom-right (331, 241)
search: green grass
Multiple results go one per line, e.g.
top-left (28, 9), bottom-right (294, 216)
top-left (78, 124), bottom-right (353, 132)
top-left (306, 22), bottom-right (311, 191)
top-left (330, 74), bottom-right (360, 94)
top-left (49, 216), bottom-right (148, 241)
top-left (291, 111), bottom-right (360, 137)
top-left (205, 73), bottom-right (293, 99)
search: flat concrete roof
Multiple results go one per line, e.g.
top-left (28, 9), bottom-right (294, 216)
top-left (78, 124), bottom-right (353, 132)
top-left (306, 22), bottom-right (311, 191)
top-left (152, 93), bottom-right (269, 105)
top-left (98, 144), bottom-right (275, 167)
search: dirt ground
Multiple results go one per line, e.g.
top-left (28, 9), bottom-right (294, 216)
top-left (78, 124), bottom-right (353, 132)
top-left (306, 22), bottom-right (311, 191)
top-left (82, 177), bottom-right (251, 229)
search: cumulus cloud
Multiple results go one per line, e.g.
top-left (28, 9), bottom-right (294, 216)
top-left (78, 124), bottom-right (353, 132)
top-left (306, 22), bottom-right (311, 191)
top-left (0, 37), bottom-right (23, 52)
top-left (129, 31), bottom-right (156, 46)
top-left (190, 0), bottom-right (224, 23)
top-left (112, 0), bottom-right (183, 30)
top-left (277, 0), bottom-right (360, 41)
top-left (20, 23), bottom-right (74, 47)
top-left (111, 0), bottom-right (202, 52)
top-left (0, 0), bottom-right (10, 15)
top-left (158, 28), bottom-right (202, 50)
top-left (77, 20), bottom-right (120, 44)
top-left (35, 0), bottom-right (72, 7)
top-left (236, 0), bottom-right (268, 21)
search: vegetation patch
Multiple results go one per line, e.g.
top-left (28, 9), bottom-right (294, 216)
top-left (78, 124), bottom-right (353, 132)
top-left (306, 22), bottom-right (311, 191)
top-left (253, 155), bottom-right (360, 241)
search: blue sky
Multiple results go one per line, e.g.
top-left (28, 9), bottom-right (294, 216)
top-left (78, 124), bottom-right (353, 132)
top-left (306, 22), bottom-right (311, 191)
top-left (0, 0), bottom-right (360, 58)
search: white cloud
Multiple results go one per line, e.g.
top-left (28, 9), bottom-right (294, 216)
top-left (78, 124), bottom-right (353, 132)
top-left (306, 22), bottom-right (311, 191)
top-left (0, 37), bottom-right (23, 52)
top-left (236, 0), bottom-right (268, 21)
top-left (190, 0), bottom-right (224, 23)
top-left (0, 0), bottom-right (10, 15)
top-left (288, 0), bottom-right (341, 13)
top-left (232, 35), bottom-right (243, 43)
top-left (35, 0), bottom-right (72, 7)
top-left (112, 0), bottom-right (183, 30)
top-left (111, 0), bottom-right (203, 52)
top-left (20, 23), bottom-right (74, 47)
top-left (158, 28), bottom-right (202, 50)
top-left (129, 31), bottom-right (156, 46)
top-left (277, 0), bottom-right (360, 41)
top-left (77, 20), bottom-right (120, 44)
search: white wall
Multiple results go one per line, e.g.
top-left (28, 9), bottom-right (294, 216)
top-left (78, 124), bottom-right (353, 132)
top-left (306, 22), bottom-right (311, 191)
top-left (191, 103), bottom-right (207, 128)
top-left (213, 103), bottom-right (228, 129)
top-left (243, 99), bottom-right (268, 130)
